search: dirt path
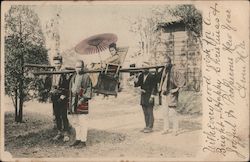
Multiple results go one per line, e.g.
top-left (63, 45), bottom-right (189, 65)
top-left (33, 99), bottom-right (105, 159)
top-left (4, 91), bottom-right (202, 158)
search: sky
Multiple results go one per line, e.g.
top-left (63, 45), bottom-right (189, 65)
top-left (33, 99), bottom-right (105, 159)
top-left (34, 4), bottom-right (154, 50)
top-left (32, 4), bottom-right (158, 64)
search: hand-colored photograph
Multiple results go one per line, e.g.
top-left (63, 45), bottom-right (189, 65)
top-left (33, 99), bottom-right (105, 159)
top-left (1, 1), bottom-right (249, 161)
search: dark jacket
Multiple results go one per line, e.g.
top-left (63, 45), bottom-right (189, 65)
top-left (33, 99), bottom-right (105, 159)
top-left (50, 73), bottom-right (70, 102)
top-left (134, 72), bottom-right (158, 106)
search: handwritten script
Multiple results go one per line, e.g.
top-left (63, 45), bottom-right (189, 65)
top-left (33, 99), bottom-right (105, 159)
top-left (202, 3), bottom-right (248, 159)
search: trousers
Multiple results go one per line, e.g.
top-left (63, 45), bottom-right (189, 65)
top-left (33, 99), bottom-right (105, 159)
top-left (142, 105), bottom-right (154, 129)
top-left (68, 114), bottom-right (88, 142)
top-left (162, 95), bottom-right (179, 131)
top-left (52, 99), bottom-right (69, 132)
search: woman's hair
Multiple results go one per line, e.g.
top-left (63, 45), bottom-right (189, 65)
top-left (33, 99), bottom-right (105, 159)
top-left (109, 43), bottom-right (117, 50)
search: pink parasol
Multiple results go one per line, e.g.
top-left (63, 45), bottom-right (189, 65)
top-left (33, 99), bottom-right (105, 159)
top-left (75, 33), bottom-right (117, 54)
top-left (75, 33), bottom-right (117, 65)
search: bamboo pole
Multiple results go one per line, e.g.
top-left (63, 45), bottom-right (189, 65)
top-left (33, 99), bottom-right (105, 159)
top-left (33, 65), bottom-right (166, 75)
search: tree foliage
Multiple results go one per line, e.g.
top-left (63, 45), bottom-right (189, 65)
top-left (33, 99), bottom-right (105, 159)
top-left (126, 6), bottom-right (170, 62)
top-left (4, 5), bottom-right (49, 122)
top-left (169, 5), bottom-right (202, 39)
top-left (126, 5), bottom-right (202, 63)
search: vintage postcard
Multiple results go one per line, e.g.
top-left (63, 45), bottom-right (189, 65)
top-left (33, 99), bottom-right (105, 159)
top-left (1, 1), bottom-right (249, 161)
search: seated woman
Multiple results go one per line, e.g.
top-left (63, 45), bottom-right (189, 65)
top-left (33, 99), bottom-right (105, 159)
top-left (89, 43), bottom-right (128, 96)
top-left (88, 43), bottom-right (120, 88)
top-left (104, 43), bottom-right (121, 65)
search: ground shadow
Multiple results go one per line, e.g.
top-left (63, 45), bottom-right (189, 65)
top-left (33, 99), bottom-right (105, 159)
top-left (5, 116), bottom-right (126, 157)
top-left (153, 116), bottom-right (201, 135)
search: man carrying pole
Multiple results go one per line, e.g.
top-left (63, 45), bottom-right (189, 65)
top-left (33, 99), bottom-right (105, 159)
top-left (160, 56), bottom-right (185, 136)
top-left (50, 55), bottom-right (70, 142)
top-left (68, 60), bottom-right (92, 148)
top-left (133, 62), bottom-right (162, 133)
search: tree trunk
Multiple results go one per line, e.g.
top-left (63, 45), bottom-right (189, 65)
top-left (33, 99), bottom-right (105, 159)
top-left (15, 89), bottom-right (18, 122)
top-left (18, 52), bottom-right (24, 123)
top-left (18, 90), bottom-right (23, 122)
